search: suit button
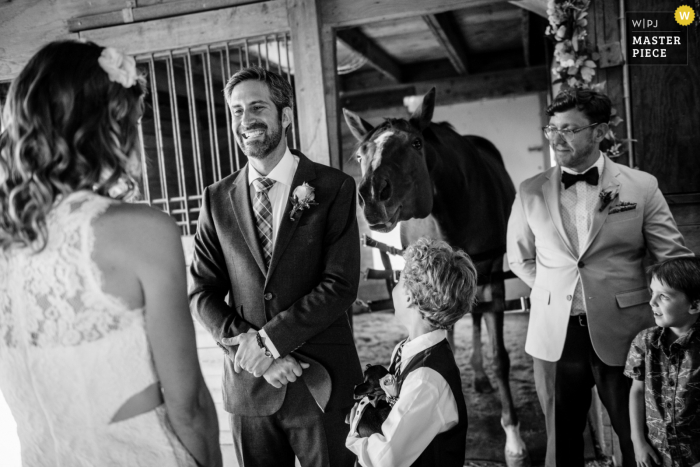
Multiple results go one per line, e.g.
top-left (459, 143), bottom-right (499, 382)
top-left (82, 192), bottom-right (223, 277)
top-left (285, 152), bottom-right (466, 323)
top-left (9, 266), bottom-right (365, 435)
top-left (264, 293), bottom-right (273, 301)
top-left (566, 295), bottom-right (573, 301)
top-left (578, 261), bottom-right (585, 268)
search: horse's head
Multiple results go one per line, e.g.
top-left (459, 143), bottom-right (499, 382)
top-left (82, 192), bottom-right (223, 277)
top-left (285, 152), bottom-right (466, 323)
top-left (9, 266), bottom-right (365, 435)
top-left (343, 88), bottom-right (436, 233)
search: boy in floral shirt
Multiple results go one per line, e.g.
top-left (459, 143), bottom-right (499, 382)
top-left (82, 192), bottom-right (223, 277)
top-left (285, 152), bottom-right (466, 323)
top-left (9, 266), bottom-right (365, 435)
top-left (625, 257), bottom-right (700, 467)
top-left (345, 238), bottom-right (477, 467)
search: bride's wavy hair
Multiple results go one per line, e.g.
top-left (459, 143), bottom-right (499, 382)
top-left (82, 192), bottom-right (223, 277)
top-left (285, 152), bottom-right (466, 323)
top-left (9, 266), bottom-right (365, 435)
top-left (0, 40), bottom-right (147, 252)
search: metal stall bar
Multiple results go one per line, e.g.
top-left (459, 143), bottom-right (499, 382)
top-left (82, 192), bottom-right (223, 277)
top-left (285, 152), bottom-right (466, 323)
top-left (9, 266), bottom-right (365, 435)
top-left (275, 33), bottom-right (283, 75)
top-left (202, 48), bottom-right (218, 185)
top-left (244, 39), bottom-right (250, 68)
top-left (223, 45), bottom-right (235, 175)
top-left (136, 119), bottom-right (151, 203)
top-left (147, 56), bottom-right (171, 215)
top-left (256, 42), bottom-right (262, 67)
top-left (205, 46), bottom-right (222, 182)
top-left (283, 33), bottom-right (298, 150)
top-left (185, 49), bottom-right (204, 196)
top-left (165, 51), bottom-right (191, 234)
top-left (264, 35), bottom-right (270, 70)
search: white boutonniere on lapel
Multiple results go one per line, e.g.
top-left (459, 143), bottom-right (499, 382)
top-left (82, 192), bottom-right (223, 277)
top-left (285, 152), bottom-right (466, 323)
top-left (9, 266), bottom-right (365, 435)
top-left (289, 182), bottom-right (318, 221)
top-left (379, 373), bottom-right (399, 406)
top-left (598, 185), bottom-right (620, 212)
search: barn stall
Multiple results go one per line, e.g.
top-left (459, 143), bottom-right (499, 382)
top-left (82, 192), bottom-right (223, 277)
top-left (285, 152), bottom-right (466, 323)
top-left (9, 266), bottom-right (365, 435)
top-left (1, 0), bottom-right (698, 466)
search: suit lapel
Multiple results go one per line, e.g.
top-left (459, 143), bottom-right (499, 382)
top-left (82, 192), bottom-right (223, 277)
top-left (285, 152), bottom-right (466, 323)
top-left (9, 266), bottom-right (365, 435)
top-left (267, 152), bottom-right (317, 280)
top-left (543, 166), bottom-right (576, 257)
top-left (581, 156), bottom-right (621, 255)
top-left (230, 165), bottom-right (267, 275)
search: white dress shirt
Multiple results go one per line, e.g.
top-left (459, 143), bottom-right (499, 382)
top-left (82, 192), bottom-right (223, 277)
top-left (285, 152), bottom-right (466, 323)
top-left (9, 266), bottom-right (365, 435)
top-left (560, 152), bottom-right (604, 315)
top-left (251, 148), bottom-right (298, 358)
top-left (346, 330), bottom-right (460, 467)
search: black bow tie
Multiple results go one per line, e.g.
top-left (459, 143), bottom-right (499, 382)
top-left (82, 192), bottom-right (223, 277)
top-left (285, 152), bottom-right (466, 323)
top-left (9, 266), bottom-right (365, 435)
top-left (561, 167), bottom-right (599, 189)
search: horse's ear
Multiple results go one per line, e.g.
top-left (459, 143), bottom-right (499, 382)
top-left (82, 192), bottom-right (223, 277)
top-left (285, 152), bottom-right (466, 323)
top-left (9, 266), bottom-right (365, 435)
top-left (343, 108), bottom-right (374, 142)
top-left (409, 87), bottom-right (436, 132)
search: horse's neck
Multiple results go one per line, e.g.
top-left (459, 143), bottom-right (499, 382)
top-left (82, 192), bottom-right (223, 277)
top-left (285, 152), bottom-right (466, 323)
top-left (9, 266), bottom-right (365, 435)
top-left (418, 133), bottom-right (508, 254)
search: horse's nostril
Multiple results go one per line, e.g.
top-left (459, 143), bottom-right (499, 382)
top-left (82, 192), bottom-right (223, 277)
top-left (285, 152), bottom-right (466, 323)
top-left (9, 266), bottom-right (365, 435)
top-left (378, 179), bottom-right (392, 202)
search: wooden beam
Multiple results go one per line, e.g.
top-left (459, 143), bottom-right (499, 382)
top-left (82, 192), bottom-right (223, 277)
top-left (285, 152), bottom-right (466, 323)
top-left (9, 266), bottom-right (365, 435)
top-left (79, 0), bottom-right (289, 56)
top-left (340, 65), bottom-right (548, 111)
top-left (521, 9), bottom-right (531, 67)
top-left (322, 0), bottom-right (510, 28)
top-left (336, 28), bottom-right (402, 82)
top-left (287, 0), bottom-right (340, 168)
top-left (521, 10), bottom-right (547, 68)
top-left (68, 0), bottom-right (267, 32)
top-left (422, 13), bottom-right (469, 75)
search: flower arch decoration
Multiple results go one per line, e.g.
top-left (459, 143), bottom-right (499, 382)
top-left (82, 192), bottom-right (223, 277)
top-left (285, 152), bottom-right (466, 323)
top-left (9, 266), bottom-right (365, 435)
top-left (545, 0), bottom-right (629, 158)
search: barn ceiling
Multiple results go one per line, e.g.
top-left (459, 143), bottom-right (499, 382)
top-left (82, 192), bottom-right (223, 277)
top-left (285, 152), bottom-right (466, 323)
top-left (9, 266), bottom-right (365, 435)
top-left (336, 1), bottom-right (550, 110)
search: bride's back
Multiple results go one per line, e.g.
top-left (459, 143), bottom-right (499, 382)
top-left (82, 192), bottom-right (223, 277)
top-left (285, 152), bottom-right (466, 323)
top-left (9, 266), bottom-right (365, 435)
top-left (0, 40), bottom-right (219, 467)
top-left (0, 190), bottom-right (196, 465)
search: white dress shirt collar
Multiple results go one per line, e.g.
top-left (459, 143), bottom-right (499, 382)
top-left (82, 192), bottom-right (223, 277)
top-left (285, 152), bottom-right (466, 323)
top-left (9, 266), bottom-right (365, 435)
top-left (247, 147), bottom-right (295, 187)
top-left (399, 329), bottom-right (449, 369)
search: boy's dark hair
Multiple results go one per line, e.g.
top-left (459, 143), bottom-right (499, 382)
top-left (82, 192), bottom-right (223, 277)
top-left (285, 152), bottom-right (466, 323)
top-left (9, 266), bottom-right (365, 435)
top-left (223, 66), bottom-right (294, 114)
top-left (648, 257), bottom-right (700, 303)
top-left (546, 88), bottom-right (612, 125)
top-left (401, 238), bottom-right (478, 329)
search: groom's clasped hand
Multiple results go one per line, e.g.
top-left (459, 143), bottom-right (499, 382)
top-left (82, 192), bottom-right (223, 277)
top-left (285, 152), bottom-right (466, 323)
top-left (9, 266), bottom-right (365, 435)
top-left (221, 331), bottom-right (310, 388)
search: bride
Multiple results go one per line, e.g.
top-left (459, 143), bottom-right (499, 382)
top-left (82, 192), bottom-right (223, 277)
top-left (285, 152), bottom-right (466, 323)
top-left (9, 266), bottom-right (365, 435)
top-left (0, 40), bottom-right (222, 467)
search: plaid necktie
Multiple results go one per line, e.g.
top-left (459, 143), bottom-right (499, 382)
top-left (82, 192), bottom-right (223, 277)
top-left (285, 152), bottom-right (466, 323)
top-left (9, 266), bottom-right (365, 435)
top-left (391, 340), bottom-right (406, 379)
top-left (252, 177), bottom-right (276, 269)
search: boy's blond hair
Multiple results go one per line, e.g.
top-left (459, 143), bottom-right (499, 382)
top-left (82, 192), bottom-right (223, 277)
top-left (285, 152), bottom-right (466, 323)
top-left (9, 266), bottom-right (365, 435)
top-left (401, 238), bottom-right (478, 329)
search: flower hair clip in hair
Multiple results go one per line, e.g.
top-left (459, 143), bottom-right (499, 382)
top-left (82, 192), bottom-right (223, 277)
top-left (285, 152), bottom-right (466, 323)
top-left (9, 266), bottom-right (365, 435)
top-left (98, 47), bottom-right (137, 88)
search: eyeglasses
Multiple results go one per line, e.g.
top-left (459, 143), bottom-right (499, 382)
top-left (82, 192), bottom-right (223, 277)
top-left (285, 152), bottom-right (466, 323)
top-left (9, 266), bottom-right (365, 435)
top-left (542, 123), bottom-right (600, 141)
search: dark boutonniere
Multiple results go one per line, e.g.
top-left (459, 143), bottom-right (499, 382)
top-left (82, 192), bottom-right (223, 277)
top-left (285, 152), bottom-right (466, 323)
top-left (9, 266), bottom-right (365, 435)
top-left (598, 186), bottom-right (620, 212)
top-left (379, 373), bottom-right (399, 406)
top-left (289, 182), bottom-right (318, 221)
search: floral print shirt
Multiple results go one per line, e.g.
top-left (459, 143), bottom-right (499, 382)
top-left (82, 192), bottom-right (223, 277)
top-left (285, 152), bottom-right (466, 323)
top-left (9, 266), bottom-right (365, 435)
top-left (624, 322), bottom-right (700, 467)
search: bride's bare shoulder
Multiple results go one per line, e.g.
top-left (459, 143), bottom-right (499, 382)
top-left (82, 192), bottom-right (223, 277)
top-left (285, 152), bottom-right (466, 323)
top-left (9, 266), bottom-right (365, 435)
top-left (92, 202), bottom-right (183, 265)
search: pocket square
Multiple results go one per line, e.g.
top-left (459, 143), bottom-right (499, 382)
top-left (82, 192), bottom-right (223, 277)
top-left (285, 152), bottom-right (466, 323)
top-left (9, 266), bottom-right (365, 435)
top-left (609, 201), bottom-right (637, 214)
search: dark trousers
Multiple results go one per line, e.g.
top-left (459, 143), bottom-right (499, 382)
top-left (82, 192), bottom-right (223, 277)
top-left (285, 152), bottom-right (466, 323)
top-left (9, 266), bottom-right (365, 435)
top-left (532, 316), bottom-right (636, 467)
top-left (230, 379), bottom-right (355, 467)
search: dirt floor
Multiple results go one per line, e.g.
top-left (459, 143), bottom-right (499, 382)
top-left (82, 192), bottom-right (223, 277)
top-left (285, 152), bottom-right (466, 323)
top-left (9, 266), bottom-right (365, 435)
top-left (352, 311), bottom-right (548, 465)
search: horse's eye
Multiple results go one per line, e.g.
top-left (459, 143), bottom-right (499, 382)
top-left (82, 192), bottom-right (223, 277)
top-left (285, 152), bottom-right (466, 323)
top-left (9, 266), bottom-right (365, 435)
top-left (412, 139), bottom-right (422, 149)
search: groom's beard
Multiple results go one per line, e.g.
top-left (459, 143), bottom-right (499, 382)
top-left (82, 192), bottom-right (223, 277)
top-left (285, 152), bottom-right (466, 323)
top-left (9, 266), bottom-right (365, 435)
top-left (236, 119), bottom-right (283, 160)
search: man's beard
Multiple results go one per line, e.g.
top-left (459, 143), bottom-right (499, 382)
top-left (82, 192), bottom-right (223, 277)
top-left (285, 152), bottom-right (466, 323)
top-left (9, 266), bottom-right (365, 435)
top-left (237, 120), bottom-right (283, 160)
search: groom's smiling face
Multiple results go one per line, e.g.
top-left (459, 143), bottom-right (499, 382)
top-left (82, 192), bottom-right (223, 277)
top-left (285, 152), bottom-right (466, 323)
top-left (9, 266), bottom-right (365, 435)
top-left (229, 80), bottom-right (291, 160)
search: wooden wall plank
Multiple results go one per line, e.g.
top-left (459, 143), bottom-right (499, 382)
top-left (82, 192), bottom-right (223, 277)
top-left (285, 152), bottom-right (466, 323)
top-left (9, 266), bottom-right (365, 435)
top-left (629, 0), bottom-right (700, 194)
top-left (322, 0), bottom-right (509, 28)
top-left (69, 0), bottom-right (266, 32)
top-left (341, 65), bottom-right (548, 111)
top-left (287, 0), bottom-right (340, 167)
top-left (79, 0), bottom-right (289, 56)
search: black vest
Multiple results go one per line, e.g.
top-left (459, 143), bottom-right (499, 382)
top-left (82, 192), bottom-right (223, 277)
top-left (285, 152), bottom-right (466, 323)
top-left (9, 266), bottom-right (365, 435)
top-left (393, 339), bottom-right (468, 467)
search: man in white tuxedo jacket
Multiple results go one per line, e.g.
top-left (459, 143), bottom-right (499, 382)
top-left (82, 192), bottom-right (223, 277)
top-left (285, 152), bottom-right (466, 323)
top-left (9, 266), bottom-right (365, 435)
top-left (507, 88), bottom-right (692, 467)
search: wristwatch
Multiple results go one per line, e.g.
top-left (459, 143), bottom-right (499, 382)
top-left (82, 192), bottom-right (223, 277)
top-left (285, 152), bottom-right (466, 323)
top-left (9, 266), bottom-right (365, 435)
top-left (256, 332), bottom-right (273, 359)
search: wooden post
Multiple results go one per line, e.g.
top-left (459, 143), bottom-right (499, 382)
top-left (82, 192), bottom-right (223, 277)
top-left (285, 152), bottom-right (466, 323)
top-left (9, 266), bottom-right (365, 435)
top-left (287, 0), bottom-right (341, 168)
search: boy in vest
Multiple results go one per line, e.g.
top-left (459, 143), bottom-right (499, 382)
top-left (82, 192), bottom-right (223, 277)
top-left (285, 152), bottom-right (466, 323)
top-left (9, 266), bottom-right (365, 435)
top-left (346, 238), bottom-right (477, 467)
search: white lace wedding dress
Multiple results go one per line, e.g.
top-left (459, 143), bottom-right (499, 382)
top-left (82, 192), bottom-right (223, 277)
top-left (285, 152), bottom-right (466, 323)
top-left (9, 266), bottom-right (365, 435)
top-left (0, 191), bottom-right (196, 466)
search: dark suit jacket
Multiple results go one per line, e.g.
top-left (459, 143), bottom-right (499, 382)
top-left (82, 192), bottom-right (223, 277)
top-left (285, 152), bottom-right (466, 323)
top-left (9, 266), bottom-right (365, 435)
top-left (189, 150), bottom-right (363, 417)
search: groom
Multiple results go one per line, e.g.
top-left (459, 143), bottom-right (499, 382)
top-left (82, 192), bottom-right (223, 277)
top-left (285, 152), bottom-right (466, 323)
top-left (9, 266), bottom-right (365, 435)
top-left (189, 66), bottom-right (362, 467)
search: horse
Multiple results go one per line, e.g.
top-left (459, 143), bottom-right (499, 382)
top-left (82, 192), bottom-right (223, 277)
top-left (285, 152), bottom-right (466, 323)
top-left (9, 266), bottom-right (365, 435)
top-left (343, 88), bottom-right (529, 466)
